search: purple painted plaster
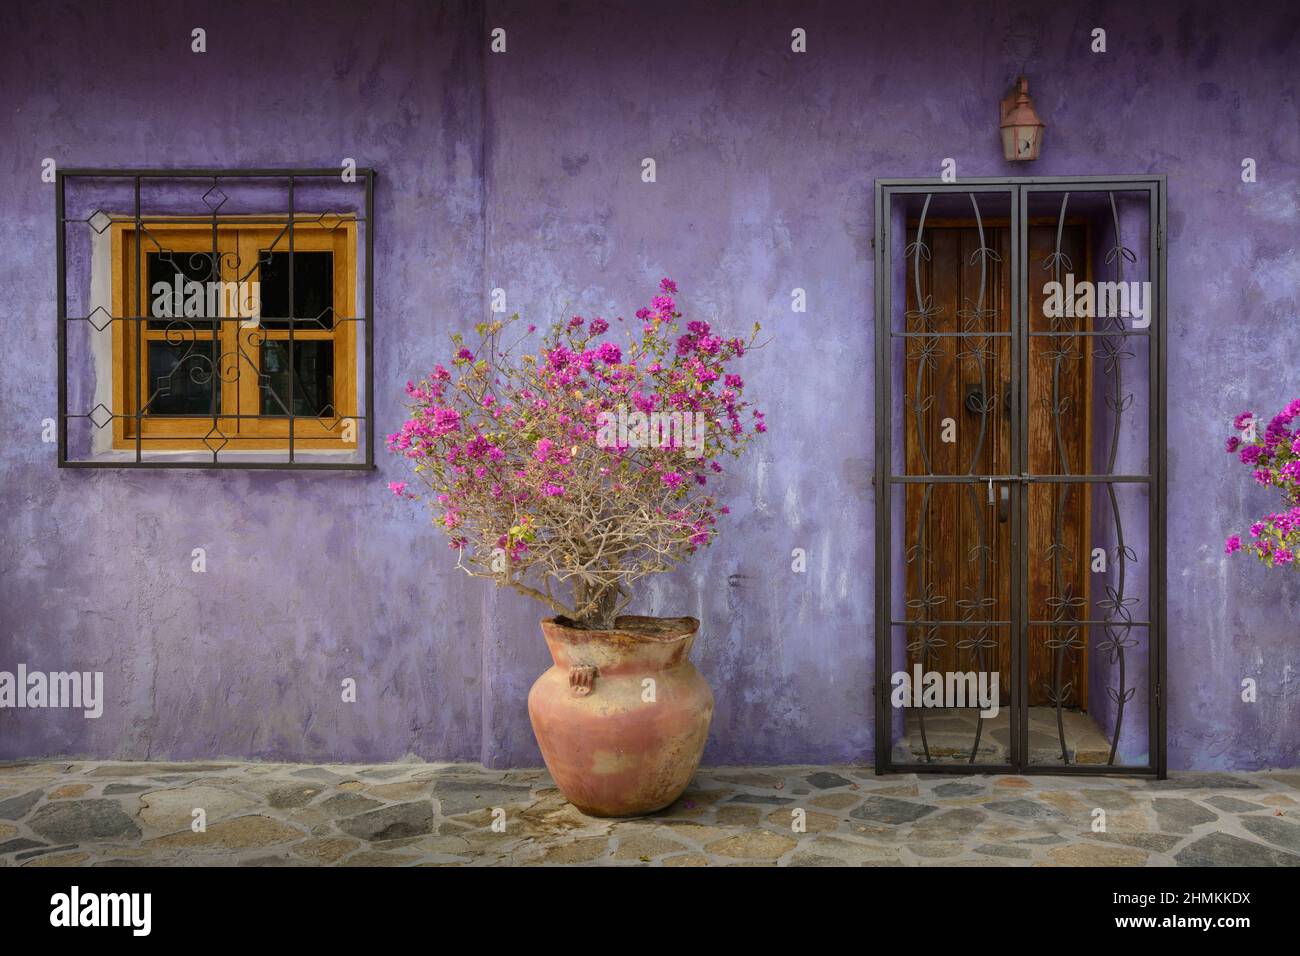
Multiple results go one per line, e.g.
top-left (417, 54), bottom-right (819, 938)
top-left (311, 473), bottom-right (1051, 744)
top-left (1, 0), bottom-right (1297, 769)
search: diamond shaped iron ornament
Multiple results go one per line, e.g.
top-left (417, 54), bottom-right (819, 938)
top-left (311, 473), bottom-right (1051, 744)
top-left (202, 424), bottom-right (229, 455)
top-left (88, 403), bottom-right (113, 429)
top-left (85, 306), bottom-right (113, 332)
top-left (87, 210), bottom-right (113, 234)
top-left (201, 184), bottom-right (228, 213)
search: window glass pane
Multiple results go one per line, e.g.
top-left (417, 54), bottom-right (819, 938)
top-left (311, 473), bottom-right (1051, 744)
top-left (260, 341), bottom-right (334, 417)
top-left (146, 340), bottom-right (220, 415)
top-left (258, 251), bottom-right (333, 328)
top-left (147, 251), bottom-right (221, 329)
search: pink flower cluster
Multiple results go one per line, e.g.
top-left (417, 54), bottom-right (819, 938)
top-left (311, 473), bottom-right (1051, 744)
top-left (1224, 399), bottom-right (1300, 568)
top-left (385, 280), bottom-right (765, 591)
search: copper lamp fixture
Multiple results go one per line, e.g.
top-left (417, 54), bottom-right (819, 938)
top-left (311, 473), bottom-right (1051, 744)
top-left (1000, 75), bottom-right (1046, 161)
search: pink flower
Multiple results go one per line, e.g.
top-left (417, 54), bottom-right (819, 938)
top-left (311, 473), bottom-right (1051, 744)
top-left (388, 481), bottom-right (408, 496)
top-left (1225, 535), bottom-right (1242, 554)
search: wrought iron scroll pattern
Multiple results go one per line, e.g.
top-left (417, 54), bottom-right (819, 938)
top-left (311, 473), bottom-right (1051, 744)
top-left (957, 193), bottom-right (998, 763)
top-left (905, 193), bottom-right (942, 761)
top-left (1098, 191), bottom-right (1139, 764)
top-left (1042, 192), bottom-right (1083, 763)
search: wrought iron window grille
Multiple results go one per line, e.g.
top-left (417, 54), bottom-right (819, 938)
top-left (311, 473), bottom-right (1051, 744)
top-left (57, 167), bottom-right (376, 470)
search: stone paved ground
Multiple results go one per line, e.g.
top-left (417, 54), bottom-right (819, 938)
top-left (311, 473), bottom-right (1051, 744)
top-left (2, 761), bottom-right (1299, 866)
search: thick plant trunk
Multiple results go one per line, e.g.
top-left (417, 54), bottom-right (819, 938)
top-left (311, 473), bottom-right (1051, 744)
top-left (573, 581), bottom-right (619, 630)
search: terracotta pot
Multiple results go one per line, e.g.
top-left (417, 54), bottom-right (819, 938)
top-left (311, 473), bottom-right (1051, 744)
top-left (528, 615), bottom-right (713, 817)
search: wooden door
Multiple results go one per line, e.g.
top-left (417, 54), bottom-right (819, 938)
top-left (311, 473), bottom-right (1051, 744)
top-left (904, 222), bottom-right (1091, 708)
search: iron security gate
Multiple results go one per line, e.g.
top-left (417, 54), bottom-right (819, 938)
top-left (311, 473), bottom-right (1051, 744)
top-left (873, 176), bottom-right (1166, 777)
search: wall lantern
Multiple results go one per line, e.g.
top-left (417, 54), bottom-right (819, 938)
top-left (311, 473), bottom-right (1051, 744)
top-left (999, 75), bottom-right (1046, 162)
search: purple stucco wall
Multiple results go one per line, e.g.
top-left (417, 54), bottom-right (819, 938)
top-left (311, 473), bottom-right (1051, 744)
top-left (1, 0), bottom-right (1297, 770)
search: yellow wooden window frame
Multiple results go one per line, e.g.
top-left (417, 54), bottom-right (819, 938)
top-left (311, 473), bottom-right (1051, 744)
top-left (109, 219), bottom-right (358, 450)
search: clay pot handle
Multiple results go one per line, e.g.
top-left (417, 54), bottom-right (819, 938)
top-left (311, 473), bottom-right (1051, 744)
top-left (569, 664), bottom-right (597, 697)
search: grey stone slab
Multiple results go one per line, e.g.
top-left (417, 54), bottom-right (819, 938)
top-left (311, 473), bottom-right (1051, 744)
top-left (337, 801), bottom-right (434, 841)
top-left (102, 784), bottom-right (151, 796)
top-left (984, 799), bottom-right (1062, 820)
top-left (725, 793), bottom-right (795, 806)
top-left (849, 797), bottom-right (937, 825)
top-left (1175, 832), bottom-right (1300, 867)
top-left (267, 785), bottom-right (324, 809)
top-left (0, 790), bottom-right (44, 820)
top-left (974, 843), bottom-right (1032, 859)
top-left (805, 772), bottom-right (854, 790)
top-left (1152, 797), bottom-right (1217, 833)
top-left (912, 808), bottom-right (986, 837)
top-left (1240, 816), bottom-right (1300, 853)
top-left (932, 782), bottom-right (986, 798)
top-left (0, 838), bottom-right (47, 854)
top-left (432, 779), bottom-right (533, 815)
top-left (319, 793), bottom-right (383, 815)
top-left (28, 799), bottom-right (141, 842)
top-left (1204, 795), bottom-right (1268, 813)
top-left (1088, 831), bottom-right (1183, 852)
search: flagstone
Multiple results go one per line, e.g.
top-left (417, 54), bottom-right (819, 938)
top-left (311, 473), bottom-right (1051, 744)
top-left (0, 790), bottom-right (44, 820)
top-left (1047, 844), bottom-right (1148, 866)
top-left (140, 785), bottom-right (259, 831)
top-left (766, 808), bottom-right (839, 832)
top-left (2, 760), bottom-right (1297, 867)
top-left (850, 796), bottom-right (936, 825)
top-left (1239, 816), bottom-right (1300, 853)
top-left (809, 792), bottom-right (861, 810)
top-left (29, 799), bottom-right (140, 842)
top-left (292, 836), bottom-right (362, 863)
top-left (539, 836), bottom-right (609, 863)
top-left (1174, 832), bottom-right (1300, 866)
top-left (48, 784), bottom-right (92, 800)
top-left (612, 828), bottom-right (689, 860)
top-left (337, 801), bottom-right (434, 841)
top-left (715, 805), bottom-right (762, 826)
top-left (147, 814), bottom-right (302, 849)
top-left (1204, 795), bottom-right (1268, 813)
top-left (706, 830), bottom-right (797, 859)
top-left (1151, 797), bottom-right (1217, 833)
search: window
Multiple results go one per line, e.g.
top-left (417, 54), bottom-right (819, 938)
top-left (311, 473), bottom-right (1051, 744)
top-left (57, 169), bottom-right (374, 468)
top-left (109, 220), bottom-right (357, 449)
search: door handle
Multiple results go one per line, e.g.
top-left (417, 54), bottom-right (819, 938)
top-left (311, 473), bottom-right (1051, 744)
top-left (999, 484), bottom-right (1009, 523)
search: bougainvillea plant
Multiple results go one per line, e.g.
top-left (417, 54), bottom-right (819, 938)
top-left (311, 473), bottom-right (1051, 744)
top-left (1224, 399), bottom-right (1300, 568)
top-left (387, 279), bottom-right (765, 630)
